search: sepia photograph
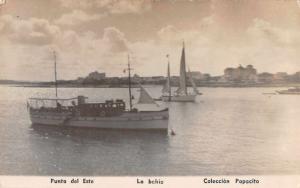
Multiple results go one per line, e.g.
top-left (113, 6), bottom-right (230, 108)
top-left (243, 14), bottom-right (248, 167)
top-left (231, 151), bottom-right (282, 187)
top-left (0, 0), bottom-right (300, 183)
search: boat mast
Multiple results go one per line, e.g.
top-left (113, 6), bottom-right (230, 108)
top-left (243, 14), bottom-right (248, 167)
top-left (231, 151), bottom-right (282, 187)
top-left (127, 54), bottom-right (133, 111)
top-left (183, 41), bottom-right (187, 95)
top-left (166, 54), bottom-right (171, 101)
top-left (53, 51), bottom-right (58, 99)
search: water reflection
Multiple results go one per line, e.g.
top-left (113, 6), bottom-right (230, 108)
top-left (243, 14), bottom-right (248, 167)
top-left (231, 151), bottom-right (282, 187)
top-left (28, 124), bottom-right (171, 175)
top-left (30, 124), bottom-right (169, 142)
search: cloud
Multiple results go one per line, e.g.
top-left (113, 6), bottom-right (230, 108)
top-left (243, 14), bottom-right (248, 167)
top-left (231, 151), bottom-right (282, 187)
top-left (157, 25), bottom-right (202, 45)
top-left (247, 19), bottom-right (300, 46)
top-left (56, 0), bottom-right (152, 14)
top-left (96, 0), bottom-right (152, 14)
top-left (157, 25), bottom-right (178, 40)
top-left (157, 16), bottom-right (215, 44)
top-left (0, 15), bottom-right (60, 46)
top-left (57, 0), bottom-right (93, 9)
top-left (42, 27), bottom-right (129, 79)
top-left (55, 10), bottom-right (103, 26)
top-left (154, 17), bottom-right (300, 76)
top-left (102, 27), bottom-right (129, 53)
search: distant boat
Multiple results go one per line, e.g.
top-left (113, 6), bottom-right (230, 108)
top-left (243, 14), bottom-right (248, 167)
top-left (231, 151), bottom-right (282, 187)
top-left (276, 87), bottom-right (300, 95)
top-left (161, 42), bottom-right (199, 102)
top-left (27, 53), bottom-right (169, 131)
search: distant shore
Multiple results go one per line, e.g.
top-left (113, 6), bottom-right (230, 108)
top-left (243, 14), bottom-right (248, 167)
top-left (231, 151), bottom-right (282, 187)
top-left (2, 82), bottom-right (300, 88)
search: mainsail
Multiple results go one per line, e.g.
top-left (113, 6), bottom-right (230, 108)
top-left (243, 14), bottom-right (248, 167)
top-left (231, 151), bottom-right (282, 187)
top-left (138, 85), bottom-right (156, 104)
top-left (162, 56), bottom-right (171, 94)
top-left (176, 43), bottom-right (188, 95)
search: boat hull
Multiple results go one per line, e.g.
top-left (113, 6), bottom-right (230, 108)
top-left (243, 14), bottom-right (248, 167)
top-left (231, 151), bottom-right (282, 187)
top-left (161, 94), bottom-right (196, 102)
top-left (276, 91), bottom-right (300, 95)
top-left (29, 110), bottom-right (169, 130)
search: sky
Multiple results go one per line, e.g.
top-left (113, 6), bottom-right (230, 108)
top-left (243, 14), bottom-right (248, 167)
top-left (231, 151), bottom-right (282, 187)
top-left (1, 0), bottom-right (300, 81)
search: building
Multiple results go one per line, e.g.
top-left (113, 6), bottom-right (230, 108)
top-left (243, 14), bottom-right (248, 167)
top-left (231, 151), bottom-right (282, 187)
top-left (187, 71), bottom-right (202, 79)
top-left (273, 72), bottom-right (288, 82)
top-left (289, 72), bottom-right (300, 82)
top-left (223, 65), bottom-right (257, 83)
top-left (86, 71), bottom-right (106, 80)
top-left (186, 71), bottom-right (210, 80)
top-left (257, 72), bottom-right (274, 83)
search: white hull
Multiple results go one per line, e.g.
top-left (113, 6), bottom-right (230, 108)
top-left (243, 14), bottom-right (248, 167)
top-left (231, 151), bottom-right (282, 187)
top-left (161, 94), bottom-right (196, 102)
top-left (30, 111), bottom-right (169, 130)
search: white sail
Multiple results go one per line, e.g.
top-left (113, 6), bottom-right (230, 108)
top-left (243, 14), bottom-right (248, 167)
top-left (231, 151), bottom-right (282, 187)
top-left (160, 43), bottom-right (197, 102)
top-left (162, 60), bottom-right (171, 94)
top-left (162, 84), bottom-right (169, 94)
top-left (138, 85), bottom-right (156, 104)
top-left (176, 43), bottom-right (187, 95)
top-left (188, 69), bottom-right (200, 95)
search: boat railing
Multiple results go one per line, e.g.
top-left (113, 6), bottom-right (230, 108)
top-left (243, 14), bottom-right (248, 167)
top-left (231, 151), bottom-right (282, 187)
top-left (28, 97), bottom-right (79, 101)
top-left (30, 106), bottom-right (75, 114)
top-left (28, 97), bottom-right (79, 111)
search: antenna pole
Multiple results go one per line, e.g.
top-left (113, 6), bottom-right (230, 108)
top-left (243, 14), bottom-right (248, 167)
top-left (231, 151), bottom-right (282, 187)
top-left (127, 54), bottom-right (133, 111)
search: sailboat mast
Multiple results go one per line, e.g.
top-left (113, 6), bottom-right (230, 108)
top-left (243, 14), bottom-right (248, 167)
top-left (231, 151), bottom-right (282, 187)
top-left (127, 54), bottom-right (133, 111)
top-left (53, 51), bottom-right (58, 99)
top-left (167, 55), bottom-right (171, 101)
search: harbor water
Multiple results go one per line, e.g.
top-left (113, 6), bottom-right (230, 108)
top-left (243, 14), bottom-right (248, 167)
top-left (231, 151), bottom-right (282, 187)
top-left (0, 86), bottom-right (300, 175)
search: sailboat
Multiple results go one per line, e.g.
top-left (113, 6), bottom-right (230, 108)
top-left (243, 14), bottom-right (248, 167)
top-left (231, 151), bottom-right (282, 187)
top-left (27, 53), bottom-right (169, 130)
top-left (276, 87), bottom-right (300, 95)
top-left (161, 43), bottom-right (199, 102)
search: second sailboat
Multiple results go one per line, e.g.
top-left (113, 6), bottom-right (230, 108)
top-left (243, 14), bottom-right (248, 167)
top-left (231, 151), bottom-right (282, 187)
top-left (161, 42), bottom-right (200, 102)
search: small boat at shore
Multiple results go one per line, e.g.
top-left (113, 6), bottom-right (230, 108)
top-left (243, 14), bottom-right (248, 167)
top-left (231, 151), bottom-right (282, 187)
top-left (276, 87), bottom-right (300, 95)
top-left (27, 53), bottom-right (169, 131)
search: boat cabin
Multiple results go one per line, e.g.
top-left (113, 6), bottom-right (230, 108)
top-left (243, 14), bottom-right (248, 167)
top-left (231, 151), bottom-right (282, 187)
top-left (28, 96), bottom-right (126, 117)
top-left (79, 99), bottom-right (125, 117)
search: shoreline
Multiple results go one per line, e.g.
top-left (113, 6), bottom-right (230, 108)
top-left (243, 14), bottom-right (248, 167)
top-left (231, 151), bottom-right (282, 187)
top-left (2, 83), bottom-right (300, 88)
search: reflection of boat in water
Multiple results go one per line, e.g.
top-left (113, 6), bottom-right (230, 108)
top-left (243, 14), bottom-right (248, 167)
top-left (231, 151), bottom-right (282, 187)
top-left (27, 52), bottom-right (169, 130)
top-left (161, 42), bottom-right (200, 102)
top-left (276, 87), bottom-right (300, 95)
top-left (31, 123), bottom-right (169, 141)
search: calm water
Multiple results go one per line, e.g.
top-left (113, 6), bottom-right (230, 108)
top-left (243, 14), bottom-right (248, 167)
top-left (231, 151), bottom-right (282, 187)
top-left (0, 86), bottom-right (300, 175)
